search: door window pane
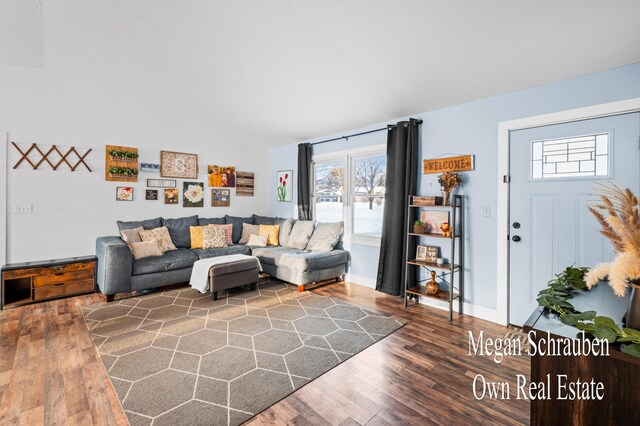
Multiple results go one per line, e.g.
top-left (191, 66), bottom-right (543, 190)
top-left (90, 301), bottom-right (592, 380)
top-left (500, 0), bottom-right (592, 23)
top-left (531, 133), bottom-right (609, 180)
top-left (353, 155), bottom-right (386, 236)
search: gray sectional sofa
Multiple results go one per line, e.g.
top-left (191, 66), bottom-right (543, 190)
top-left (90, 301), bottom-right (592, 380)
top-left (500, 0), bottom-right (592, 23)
top-left (95, 214), bottom-right (349, 301)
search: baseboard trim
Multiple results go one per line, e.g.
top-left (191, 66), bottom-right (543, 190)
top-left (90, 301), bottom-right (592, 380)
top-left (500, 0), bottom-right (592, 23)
top-left (346, 273), bottom-right (376, 289)
top-left (413, 295), bottom-right (499, 323)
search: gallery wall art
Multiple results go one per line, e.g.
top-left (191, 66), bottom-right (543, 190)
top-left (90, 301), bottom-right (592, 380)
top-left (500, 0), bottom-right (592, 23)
top-left (116, 187), bottom-right (133, 201)
top-left (236, 171), bottom-right (254, 196)
top-left (140, 163), bottom-right (160, 173)
top-left (208, 165), bottom-right (236, 187)
top-left (183, 182), bottom-right (204, 207)
top-left (160, 151), bottom-right (198, 179)
top-left (277, 170), bottom-right (292, 202)
top-left (164, 188), bottom-right (178, 204)
top-left (106, 145), bottom-right (138, 182)
top-left (211, 189), bottom-right (231, 207)
top-left (147, 179), bottom-right (176, 188)
top-left (145, 189), bottom-right (158, 200)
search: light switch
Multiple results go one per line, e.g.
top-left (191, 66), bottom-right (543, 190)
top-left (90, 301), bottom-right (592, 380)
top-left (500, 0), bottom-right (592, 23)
top-left (482, 206), bottom-right (491, 218)
top-left (12, 204), bottom-right (33, 214)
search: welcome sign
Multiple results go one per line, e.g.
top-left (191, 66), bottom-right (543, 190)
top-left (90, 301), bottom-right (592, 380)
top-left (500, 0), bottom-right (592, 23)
top-left (423, 155), bottom-right (474, 174)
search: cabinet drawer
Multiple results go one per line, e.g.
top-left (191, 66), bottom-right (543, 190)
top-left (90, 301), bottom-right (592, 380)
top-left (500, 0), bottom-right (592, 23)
top-left (39, 261), bottom-right (96, 276)
top-left (33, 269), bottom-right (95, 287)
top-left (33, 279), bottom-right (94, 300)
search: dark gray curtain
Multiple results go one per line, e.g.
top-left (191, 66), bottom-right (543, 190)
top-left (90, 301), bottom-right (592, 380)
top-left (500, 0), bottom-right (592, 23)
top-left (376, 119), bottom-right (420, 296)
top-left (297, 143), bottom-right (313, 220)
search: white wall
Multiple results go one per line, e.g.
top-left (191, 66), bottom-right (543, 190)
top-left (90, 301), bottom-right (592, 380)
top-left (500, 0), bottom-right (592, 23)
top-left (0, 65), bottom-right (269, 263)
top-left (268, 62), bottom-right (640, 319)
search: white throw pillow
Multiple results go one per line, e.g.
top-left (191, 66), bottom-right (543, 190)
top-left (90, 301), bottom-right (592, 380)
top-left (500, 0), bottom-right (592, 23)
top-left (306, 222), bottom-right (344, 252)
top-left (239, 223), bottom-right (261, 244)
top-left (246, 234), bottom-right (268, 247)
top-left (285, 221), bottom-right (316, 250)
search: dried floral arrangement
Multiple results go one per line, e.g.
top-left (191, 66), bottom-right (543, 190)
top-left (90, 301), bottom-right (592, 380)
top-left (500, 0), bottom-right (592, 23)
top-left (437, 171), bottom-right (462, 192)
top-left (585, 182), bottom-right (640, 297)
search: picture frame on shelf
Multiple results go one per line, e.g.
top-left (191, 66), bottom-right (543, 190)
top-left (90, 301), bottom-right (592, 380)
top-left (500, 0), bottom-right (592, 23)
top-left (116, 186), bottom-right (133, 201)
top-left (416, 245), bottom-right (439, 263)
top-left (145, 189), bottom-right (158, 200)
top-left (164, 188), bottom-right (179, 204)
top-left (160, 150), bottom-right (198, 179)
top-left (420, 211), bottom-right (449, 235)
top-left (147, 178), bottom-right (176, 188)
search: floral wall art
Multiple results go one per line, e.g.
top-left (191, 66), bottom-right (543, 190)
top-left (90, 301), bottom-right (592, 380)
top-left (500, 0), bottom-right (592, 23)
top-left (183, 182), bottom-right (204, 207)
top-left (277, 170), bottom-right (292, 202)
top-left (116, 186), bottom-right (133, 201)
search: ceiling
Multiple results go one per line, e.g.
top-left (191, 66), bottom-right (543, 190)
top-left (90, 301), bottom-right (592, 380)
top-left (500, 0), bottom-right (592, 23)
top-left (2, 0), bottom-right (640, 146)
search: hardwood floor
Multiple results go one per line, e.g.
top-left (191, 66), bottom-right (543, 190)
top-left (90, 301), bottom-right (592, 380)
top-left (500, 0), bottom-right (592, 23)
top-left (0, 282), bottom-right (529, 425)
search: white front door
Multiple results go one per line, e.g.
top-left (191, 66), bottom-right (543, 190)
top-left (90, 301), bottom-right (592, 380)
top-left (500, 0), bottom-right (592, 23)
top-left (508, 113), bottom-right (640, 326)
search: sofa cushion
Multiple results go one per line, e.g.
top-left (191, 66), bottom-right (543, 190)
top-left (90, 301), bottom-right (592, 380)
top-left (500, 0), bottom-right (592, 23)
top-left (162, 215), bottom-right (198, 248)
top-left (239, 223), bottom-right (261, 244)
top-left (132, 248), bottom-right (198, 275)
top-left (199, 217), bottom-right (225, 226)
top-left (117, 217), bottom-right (162, 231)
top-left (306, 222), bottom-right (344, 252)
top-left (285, 221), bottom-right (315, 250)
top-left (192, 244), bottom-right (252, 260)
top-left (252, 215), bottom-right (285, 226)
top-left (252, 247), bottom-right (348, 271)
top-left (225, 215), bottom-right (254, 243)
top-left (279, 218), bottom-right (294, 246)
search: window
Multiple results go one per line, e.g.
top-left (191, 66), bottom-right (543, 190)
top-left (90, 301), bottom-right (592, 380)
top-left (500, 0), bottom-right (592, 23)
top-left (313, 146), bottom-right (386, 244)
top-left (531, 133), bottom-right (609, 180)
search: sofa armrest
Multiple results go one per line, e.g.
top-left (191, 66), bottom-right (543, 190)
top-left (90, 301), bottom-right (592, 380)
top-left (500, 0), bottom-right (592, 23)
top-left (96, 236), bottom-right (132, 295)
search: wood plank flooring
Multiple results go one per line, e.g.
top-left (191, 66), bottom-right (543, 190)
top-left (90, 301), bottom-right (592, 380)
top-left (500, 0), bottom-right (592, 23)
top-left (0, 282), bottom-right (529, 425)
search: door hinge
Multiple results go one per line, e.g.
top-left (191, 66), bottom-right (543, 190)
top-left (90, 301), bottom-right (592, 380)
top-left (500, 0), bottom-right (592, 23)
top-left (503, 175), bottom-right (511, 183)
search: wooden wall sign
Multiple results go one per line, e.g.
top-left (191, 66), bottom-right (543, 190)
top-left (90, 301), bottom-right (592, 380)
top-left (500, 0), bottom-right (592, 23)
top-left (11, 142), bottom-right (92, 172)
top-left (423, 155), bottom-right (474, 174)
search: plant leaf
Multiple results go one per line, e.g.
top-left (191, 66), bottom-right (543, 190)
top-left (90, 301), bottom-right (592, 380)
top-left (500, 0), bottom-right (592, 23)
top-left (621, 343), bottom-right (640, 358)
top-left (594, 316), bottom-right (622, 334)
top-left (594, 326), bottom-right (617, 343)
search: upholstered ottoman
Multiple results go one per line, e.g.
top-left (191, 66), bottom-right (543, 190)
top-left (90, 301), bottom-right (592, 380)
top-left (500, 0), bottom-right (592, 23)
top-left (209, 258), bottom-right (259, 301)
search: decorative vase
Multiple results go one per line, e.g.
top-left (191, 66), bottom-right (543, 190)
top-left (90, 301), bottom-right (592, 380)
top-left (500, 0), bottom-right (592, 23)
top-left (626, 282), bottom-right (640, 330)
top-left (413, 224), bottom-right (424, 234)
top-left (426, 271), bottom-right (439, 295)
top-left (442, 190), bottom-right (451, 206)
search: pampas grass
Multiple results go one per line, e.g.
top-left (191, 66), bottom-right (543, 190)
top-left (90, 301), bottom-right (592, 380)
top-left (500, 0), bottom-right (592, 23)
top-left (585, 182), bottom-right (640, 297)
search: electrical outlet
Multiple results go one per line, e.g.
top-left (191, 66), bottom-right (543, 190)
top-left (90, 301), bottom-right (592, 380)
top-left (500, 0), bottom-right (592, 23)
top-left (482, 206), bottom-right (491, 218)
top-left (12, 204), bottom-right (33, 214)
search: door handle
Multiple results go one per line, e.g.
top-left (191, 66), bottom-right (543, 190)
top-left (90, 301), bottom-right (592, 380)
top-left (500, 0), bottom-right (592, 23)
top-left (512, 235), bottom-right (521, 242)
top-left (513, 222), bottom-right (521, 229)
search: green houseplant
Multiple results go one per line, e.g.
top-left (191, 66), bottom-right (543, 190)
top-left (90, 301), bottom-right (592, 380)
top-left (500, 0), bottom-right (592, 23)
top-left (413, 220), bottom-right (425, 234)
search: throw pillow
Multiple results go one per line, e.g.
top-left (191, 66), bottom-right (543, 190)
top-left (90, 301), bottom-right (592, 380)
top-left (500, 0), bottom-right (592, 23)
top-left (259, 224), bottom-right (280, 246)
top-left (285, 221), bottom-right (315, 250)
top-left (189, 226), bottom-right (205, 249)
top-left (117, 217), bottom-right (162, 231)
top-left (129, 239), bottom-right (163, 259)
top-left (305, 221), bottom-right (344, 252)
top-left (139, 226), bottom-right (177, 253)
top-left (225, 215), bottom-right (254, 244)
top-left (278, 218), bottom-right (294, 246)
top-left (239, 223), bottom-right (261, 244)
top-left (198, 217), bottom-right (225, 226)
top-left (246, 234), bottom-right (268, 247)
top-left (162, 215), bottom-right (198, 248)
top-left (212, 224), bottom-right (233, 246)
top-left (120, 226), bottom-right (143, 244)
top-left (202, 226), bottom-right (228, 249)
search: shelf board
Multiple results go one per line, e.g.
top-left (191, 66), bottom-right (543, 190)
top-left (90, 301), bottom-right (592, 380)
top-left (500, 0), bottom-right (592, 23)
top-left (409, 204), bottom-right (458, 209)
top-left (407, 259), bottom-right (460, 271)
top-left (406, 286), bottom-right (459, 301)
top-left (408, 232), bottom-right (460, 239)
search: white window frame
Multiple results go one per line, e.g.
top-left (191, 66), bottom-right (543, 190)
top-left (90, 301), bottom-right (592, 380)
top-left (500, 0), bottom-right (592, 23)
top-left (312, 144), bottom-right (386, 247)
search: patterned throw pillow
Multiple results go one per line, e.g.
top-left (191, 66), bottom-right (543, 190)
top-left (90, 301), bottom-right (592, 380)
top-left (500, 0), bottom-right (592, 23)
top-left (259, 224), bottom-right (280, 246)
top-left (202, 226), bottom-right (228, 249)
top-left (129, 239), bottom-right (163, 259)
top-left (212, 224), bottom-right (233, 246)
top-left (139, 226), bottom-right (177, 253)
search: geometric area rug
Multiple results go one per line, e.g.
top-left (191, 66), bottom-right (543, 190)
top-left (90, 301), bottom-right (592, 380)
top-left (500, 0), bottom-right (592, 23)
top-left (81, 279), bottom-right (405, 426)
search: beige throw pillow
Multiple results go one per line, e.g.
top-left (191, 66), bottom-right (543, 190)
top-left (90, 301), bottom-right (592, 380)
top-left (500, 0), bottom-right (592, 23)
top-left (246, 234), bottom-right (268, 247)
top-left (306, 222), bottom-right (344, 252)
top-left (202, 226), bottom-right (228, 249)
top-left (239, 223), bottom-right (261, 244)
top-left (130, 239), bottom-right (163, 259)
top-left (139, 226), bottom-right (177, 253)
top-left (120, 226), bottom-right (143, 244)
top-left (285, 221), bottom-right (316, 250)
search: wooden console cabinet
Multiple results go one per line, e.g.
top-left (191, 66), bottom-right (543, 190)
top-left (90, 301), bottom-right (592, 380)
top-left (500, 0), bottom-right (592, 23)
top-left (1, 256), bottom-right (97, 310)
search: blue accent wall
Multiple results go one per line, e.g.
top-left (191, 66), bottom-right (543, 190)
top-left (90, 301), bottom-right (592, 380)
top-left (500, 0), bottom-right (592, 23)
top-left (268, 62), bottom-right (640, 311)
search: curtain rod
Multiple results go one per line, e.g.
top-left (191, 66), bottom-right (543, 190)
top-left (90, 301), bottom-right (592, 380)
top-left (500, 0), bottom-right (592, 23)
top-left (307, 118), bottom-right (423, 146)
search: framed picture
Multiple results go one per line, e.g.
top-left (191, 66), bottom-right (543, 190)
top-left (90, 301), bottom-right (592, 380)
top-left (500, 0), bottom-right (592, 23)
top-left (164, 188), bottom-right (178, 204)
top-left (145, 189), bottom-right (158, 200)
top-left (183, 181), bottom-right (204, 207)
top-left (420, 211), bottom-right (449, 235)
top-left (236, 171), bottom-right (254, 196)
top-left (141, 163), bottom-right (160, 173)
top-left (147, 178), bottom-right (176, 188)
top-left (160, 150), bottom-right (198, 179)
top-left (116, 186), bottom-right (133, 201)
top-left (277, 170), bottom-right (292, 202)
top-left (211, 189), bottom-right (231, 207)
top-left (208, 165), bottom-right (236, 188)
top-left (416, 245), bottom-right (439, 263)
